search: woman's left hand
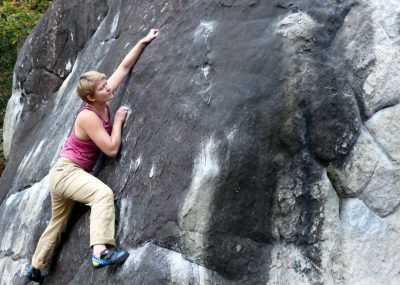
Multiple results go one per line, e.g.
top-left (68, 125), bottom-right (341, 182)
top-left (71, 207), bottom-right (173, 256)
top-left (140, 29), bottom-right (159, 44)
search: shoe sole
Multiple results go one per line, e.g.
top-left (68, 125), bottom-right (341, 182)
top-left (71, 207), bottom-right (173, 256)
top-left (92, 252), bottom-right (129, 269)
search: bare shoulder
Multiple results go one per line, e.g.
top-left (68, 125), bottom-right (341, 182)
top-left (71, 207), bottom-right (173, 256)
top-left (76, 110), bottom-right (102, 128)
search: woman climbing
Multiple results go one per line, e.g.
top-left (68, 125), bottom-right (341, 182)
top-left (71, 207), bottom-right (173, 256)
top-left (26, 28), bottom-right (159, 284)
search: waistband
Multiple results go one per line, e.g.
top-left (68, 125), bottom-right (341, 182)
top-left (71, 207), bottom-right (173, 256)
top-left (57, 157), bottom-right (82, 169)
top-left (58, 157), bottom-right (75, 164)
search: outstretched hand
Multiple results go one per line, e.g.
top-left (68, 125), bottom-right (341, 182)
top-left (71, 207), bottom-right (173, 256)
top-left (107, 29), bottom-right (159, 94)
top-left (141, 29), bottom-right (159, 44)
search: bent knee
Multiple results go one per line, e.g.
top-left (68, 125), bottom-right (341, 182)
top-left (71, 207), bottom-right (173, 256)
top-left (98, 187), bottom-right (114, 201)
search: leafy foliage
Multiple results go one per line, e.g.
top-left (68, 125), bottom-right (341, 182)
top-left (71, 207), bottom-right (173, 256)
top-left (0, 0), bottom-right (52, 170)
top-left (0, 37), bottom-right (16, 111)
top-left (0, 0), bottom-right (52, 44)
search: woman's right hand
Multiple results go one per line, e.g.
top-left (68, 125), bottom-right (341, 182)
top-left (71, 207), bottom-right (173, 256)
top-left (140, 29), bottom-right (159, 45)
top-left (115, 106), bottom-right (129, 124)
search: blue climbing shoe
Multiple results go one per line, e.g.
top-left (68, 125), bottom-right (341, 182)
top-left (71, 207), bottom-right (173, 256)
top-left (92, 248), bottom-right (129, 269)
top-left (26, 266), bottom-right (44, 284)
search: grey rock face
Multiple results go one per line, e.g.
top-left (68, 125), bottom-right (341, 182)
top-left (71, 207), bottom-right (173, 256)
top-left (1, 0), bottom-right (400, 284)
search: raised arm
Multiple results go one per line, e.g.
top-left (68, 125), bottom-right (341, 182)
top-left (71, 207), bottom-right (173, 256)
top-left (107, 29), bottom-right (159, 93)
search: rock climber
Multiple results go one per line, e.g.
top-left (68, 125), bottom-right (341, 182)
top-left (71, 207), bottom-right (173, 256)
top-left (25, 28), bottom-right (159, 284)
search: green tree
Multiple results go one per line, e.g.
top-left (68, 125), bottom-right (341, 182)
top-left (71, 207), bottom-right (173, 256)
top-left (0, 0), bottom-right (52, 44)
top-left (0, 0), bottom-right (52, 173)
top-left (0, 0), bottom-right (52, 107)
top-left (0, 36), bottom-right (16, 118)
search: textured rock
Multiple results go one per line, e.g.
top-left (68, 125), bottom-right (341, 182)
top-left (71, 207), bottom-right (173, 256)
top-left (108, 242), bottom-right (233, 285)
top-left (1, 0), bottom-right (400, 284)
top-left (333, 0), bottom-right (400, 118)
top-left (327, 127), bottom-right (382, 197)
top-left (268, 170), bottom-right (339, 285)
top-left (328, 126), bottom-right (400, 217)
top-left (359, 160), bottom-right (400, 217)
top-left (332, 199), bottom-right (400, 284)
top-left (0, 177), bottom-right (50, 285)
top-left (365, 105), bottom-right (400, 163)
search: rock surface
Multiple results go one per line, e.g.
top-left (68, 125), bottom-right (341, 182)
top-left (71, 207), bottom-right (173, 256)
top-left (1, 0), bottom-right (400, 284)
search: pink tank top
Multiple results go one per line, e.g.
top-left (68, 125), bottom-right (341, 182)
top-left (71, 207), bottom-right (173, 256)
top-left (60, 104), bottom-right (112, 172)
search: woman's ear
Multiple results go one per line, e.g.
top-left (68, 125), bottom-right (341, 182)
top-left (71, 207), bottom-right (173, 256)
top-left (87, 95), bottom-right (95, 102)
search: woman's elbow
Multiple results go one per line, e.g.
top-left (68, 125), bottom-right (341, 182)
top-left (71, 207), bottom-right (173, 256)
top-left (107, 152), bottom-right (118, 158)
top-left (104, 147), bottom-right (119, 158)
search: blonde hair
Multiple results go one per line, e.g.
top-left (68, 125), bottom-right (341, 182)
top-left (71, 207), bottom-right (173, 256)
top-left (76, 71), bottom-right (107, 102)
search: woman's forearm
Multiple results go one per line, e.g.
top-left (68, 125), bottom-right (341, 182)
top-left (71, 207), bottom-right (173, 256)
top-left (107, 40), bottom-right (146, 92)
top-left (119, 40), bottom-right (146, 71)
top-left (107, 122), bottom-right (123, 157)
top-left (107, 29), bottom-right (159, 92)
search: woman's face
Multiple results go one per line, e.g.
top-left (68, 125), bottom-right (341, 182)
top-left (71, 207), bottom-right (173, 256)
top-left (94, 79), bottom-right (113, 103)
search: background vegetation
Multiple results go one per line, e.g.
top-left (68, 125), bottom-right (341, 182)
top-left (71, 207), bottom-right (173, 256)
top-left (0, 0), bottom-right (52, 175)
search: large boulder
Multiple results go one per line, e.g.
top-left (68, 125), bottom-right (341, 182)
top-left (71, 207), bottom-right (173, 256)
top-left (1, 0), bottom-right (400, 284)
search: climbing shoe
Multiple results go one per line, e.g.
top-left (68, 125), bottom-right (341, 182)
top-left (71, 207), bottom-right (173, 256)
top-left (92, 248), bottom-right (129, 269)
top-left (25, 266), bottom-right (44, 284)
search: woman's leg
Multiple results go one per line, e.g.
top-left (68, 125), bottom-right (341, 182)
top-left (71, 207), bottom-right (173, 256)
top-left (57, 161), bottom-right (116, 248)
top-left (29, 158), bottom-right (124, 274)
top-left (31, 161), bottom-right (76, 270)
top-left (31, 196), bottom-right (75, 270)
top-left (56, 161), bottom-right (129, 268)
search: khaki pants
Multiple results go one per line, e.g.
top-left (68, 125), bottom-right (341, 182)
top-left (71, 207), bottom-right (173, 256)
top-left (32, 158), bottom-right (115, 270)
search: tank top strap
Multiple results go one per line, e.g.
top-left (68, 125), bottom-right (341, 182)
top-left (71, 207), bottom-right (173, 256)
top-left (78, 103), bottom-right (111, 124)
